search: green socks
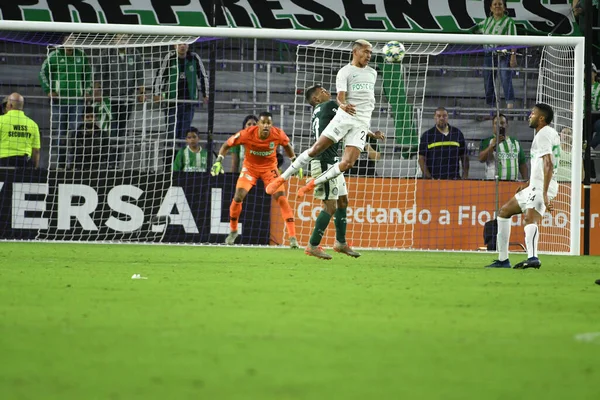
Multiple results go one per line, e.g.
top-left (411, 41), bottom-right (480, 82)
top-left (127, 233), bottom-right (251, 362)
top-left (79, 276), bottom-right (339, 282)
top-left (309, 211), bottom-right (332, 246)
top-left (334, 208), bottom-right (347, 244)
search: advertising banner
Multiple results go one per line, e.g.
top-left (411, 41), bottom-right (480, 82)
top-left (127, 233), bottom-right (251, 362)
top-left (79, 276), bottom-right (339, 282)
top-left (0, 170), bottom-right (272, 244)
top-left (0, 0), bottom-right (577, 36)
top-left (277, 178), bottom-right (600, 255)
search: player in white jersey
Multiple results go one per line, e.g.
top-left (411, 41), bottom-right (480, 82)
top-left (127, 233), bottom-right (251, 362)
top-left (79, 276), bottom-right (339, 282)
top-left (485, 103), bottom-right (560, 269)
top-left (265, 39), bottom-right (382, 197)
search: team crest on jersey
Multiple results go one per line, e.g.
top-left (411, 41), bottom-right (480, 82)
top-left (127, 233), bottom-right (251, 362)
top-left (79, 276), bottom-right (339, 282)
top-left (189, 66), bottom-right (194, 71)
top-left (269, 142), bottom-right (274, 149)
top-left (77, 58), bottom-right (81, 63)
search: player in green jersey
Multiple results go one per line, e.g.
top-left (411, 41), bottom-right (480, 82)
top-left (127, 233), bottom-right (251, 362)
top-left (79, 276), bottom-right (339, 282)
top-left (303, 84), bottom-right (383, 259)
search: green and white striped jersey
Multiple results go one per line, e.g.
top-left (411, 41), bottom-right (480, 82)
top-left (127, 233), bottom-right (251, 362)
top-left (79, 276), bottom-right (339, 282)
top-left (480, 135), bottom-right (527, 180)
top-left (477, 15), bottom-right (517, 51)
top-left (173, 146), bottom-right (207, 172)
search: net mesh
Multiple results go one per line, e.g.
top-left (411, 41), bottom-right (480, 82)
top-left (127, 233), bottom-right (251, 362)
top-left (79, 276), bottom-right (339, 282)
top-left (0, 29), bottom-right (582, 253)
top-left (36, 33), bottom-right (199, 242)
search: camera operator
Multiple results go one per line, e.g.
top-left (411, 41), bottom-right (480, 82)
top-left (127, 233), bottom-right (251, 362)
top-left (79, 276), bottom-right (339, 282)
top-left (478, 113), bottom-right (528, 181)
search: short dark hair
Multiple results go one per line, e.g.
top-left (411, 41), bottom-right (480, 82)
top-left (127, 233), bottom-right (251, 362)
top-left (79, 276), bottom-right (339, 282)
top-left (305, 84), bottom-right (322, 104)
top-left (258, 111), bottom-right (273, 120)
top-left (435, 106), bottom-right (448, 114)
top-left (492, 113), bottom-right (508, 125)
top-left (186, 126), bottom-right (199, 136)
top-left (242, 114), bottom-right (258, 128)
top-left (534, 103), bottom-right (554, 124)
top-left (84, 106), bottom-right (95, 116)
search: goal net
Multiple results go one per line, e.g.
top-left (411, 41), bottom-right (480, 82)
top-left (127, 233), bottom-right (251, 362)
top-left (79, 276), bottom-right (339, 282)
top-left (0, 23), bottom-right (583, 254)
top-left (289, 40), bottom-right (582, 254)
top-left (33, 32), bottom-right (202, 242)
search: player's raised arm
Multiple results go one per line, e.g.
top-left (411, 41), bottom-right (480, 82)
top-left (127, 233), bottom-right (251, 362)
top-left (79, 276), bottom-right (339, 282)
top-left (211, 131), bottom-right (241, 176)
top-left (282, 141), bottom-right (303, 179)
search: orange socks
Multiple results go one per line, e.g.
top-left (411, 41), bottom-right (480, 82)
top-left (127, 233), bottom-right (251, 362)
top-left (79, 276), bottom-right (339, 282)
top-left (277, 196), bottom-right (296, 237)
top-left (229, 200), bottom-right (243, 231)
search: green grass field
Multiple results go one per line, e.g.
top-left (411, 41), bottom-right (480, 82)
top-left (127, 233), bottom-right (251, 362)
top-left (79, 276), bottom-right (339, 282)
top-left (0, 242), bottom-right (599, 400)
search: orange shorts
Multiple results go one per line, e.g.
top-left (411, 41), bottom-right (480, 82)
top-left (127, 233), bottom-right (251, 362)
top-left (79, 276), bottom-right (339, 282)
top-left (236, 167), bottom-right (285, 194)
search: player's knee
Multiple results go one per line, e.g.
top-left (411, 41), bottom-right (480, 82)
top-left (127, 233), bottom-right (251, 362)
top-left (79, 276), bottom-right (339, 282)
top-left (323, 201), bottom-right (336, 215)
top-left (497, 206), bottom-right (511, 219)
top-left (337, 196), bottom-right (348, 209)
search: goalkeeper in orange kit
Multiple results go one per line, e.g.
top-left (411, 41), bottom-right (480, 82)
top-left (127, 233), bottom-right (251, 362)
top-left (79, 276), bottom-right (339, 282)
top-left (211, 111), bottom-right (302, 248)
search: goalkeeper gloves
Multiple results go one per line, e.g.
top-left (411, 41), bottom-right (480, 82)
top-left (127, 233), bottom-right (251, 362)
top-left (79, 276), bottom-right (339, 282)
top-left (211, 155), bottom-right (225, 176)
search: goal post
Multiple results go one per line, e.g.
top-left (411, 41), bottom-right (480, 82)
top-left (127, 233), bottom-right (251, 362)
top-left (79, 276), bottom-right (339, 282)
top-left (0, 20), bottom-right (584, 254)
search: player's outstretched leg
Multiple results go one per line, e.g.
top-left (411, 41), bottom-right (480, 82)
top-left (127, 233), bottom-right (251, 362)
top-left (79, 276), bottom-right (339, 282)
top-left (266, 151), bottom-right (312, 195)
top-left (299, 162), bottom-right (344, 197)
top-left (297, 178), bottom-right (316, 197)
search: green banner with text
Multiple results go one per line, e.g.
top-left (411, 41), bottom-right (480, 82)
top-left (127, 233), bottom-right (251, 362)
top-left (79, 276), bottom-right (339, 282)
top-left (0, 1), bottom-right (578, 35)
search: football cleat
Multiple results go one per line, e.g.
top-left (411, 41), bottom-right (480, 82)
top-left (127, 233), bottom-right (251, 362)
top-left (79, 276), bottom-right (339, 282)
top-left (225, 231), bottom-right (239, 245)
top-left (297, 179), bottom-right (316, 197)
top-left (333, 241), bottom-right (361, 258)
top-left (289, 237), bottom-right (299, 249)
top-left (266, 177), bottom-right (285, 195)
top-left (484, 259), bottom-right (512, 268)
top-left (304, 245), bottom-right (332, 260)
top-left (513, 257), bottom-right (541, 269)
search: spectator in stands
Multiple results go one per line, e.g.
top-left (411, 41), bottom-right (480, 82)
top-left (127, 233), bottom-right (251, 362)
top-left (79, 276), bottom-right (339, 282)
top-left (173, 127), bottom-right (208, 172)
top-left (153, 43), bottom-right (209, 139)
top-left (476, 0), bottom-right (518, 110)
top-left (230, 115), bottom-right (258, 172)
top-left (0, 93), bottom-right (41, 168)
top-left (94, 34), bottom-right (146, 138)
top-left (418, 107), bottom-right (469, 179)
top-left (1, 96), bottom-right (7, 115)
top-left (478, 113), bottom-right (528, 180)
top-left (72, 106), bottom-right (109, 170)
top-left (39, 35), bottom-right (92, 169)
top-left (346, 136), bottom-right (381, 177)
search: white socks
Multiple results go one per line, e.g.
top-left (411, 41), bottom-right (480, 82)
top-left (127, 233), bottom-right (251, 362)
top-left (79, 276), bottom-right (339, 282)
top-left (524, 224), bottom-right (539, 259)
top-left (497, 217), bottom-right (511, 261)
top-left (281, 150), bottom-right (312, 179)
top-left (314, 163), bottom-right (341, 185)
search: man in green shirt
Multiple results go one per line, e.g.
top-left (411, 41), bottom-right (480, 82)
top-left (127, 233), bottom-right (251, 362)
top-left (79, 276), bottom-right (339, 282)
top-left (0, 93), bottom-right (41, 168)
top-left (39, 36), bottom-right (92, 169)
top-left (478, 113), bottom-right (528, 181)
top-left (172, 127), bottom-right (207, 172)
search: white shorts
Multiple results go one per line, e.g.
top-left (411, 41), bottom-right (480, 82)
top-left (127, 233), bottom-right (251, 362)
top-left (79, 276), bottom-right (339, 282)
top-left (321, 111), bottom-right (368, 150)
top-left (515, 180), bottom-right (558, 216)
top-left (311, 159), bottom-right (348, 201)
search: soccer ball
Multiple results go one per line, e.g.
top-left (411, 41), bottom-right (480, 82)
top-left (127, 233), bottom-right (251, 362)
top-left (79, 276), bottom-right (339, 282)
top-left (382, 41), bottom-right (406, 63)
